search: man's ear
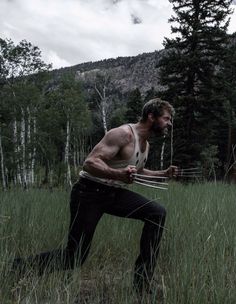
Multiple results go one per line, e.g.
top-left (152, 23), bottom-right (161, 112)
top-left (148, 113), bottom-right (155, 122)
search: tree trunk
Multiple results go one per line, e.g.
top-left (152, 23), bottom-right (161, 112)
top-left (13, 117), bottom-right (22, 185)
top-left (20, 108), bottom-right (27, 189)
top-left (65, 119), bottom-right (72, 187)
top-left (170, 117), bottom-right (174, 166)
top-left (31, 115), bottom-right (37, 185)
top-left (0, 128), bottom-right (7, 191)
top-left (95, 84), bottom-right (108, 134)
top-left (27, 106), bottom-right (32, 184)
top-left (101, 99), bottom-right (108, 134)
top-left (160, 137), bottom-right (166, 170)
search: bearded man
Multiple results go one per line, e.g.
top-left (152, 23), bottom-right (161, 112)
top-left (13, 98), bottom-right (177, 296)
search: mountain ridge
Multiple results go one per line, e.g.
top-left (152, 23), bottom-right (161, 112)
top-left (52, 49), bottom-right (165, 95)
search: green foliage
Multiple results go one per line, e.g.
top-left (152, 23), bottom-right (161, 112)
top-left (110, 105), bottom-right (127, 128)
top-left (0, 37), bottom-right (51, 82)
top-left (158, 0), bottom-right (233, 171)
top-left (125, 88), bottom-right (143, 123)
top-left (0, 38), bottom-right (92, 188)
top-left (143, 87), bottom-right (159, 102)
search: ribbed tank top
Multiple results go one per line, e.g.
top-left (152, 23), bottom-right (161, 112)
top-left (79, 124), bottom-right (149, 187)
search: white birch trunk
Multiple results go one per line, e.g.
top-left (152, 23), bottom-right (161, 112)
top-left (20, 108), bottom-right (27, 189)
top-left (160, 136), bottom-right (166, 170)
top-left (170, 117), bottom-right (174, 166)
top-left (0, 129), bottom-right (7, 191)
top-left (31, 116), bottom-right (37, 184)
top-left (78, 133), bottom-right (87, 165)
top-left (73, 146), bottom-right (77, 176)
top-left (95, 84), bottom-right (108, 134)
top-left (13, 117), bottom-right (22, 185)
top-left (101, 100), bottom-right (108, 134)
top-left (102, 85), bottom-right (108, 133)
top-left (27, 106), bottom-right (32, 184)
top-left (65, 119), bottom-right (72, 187)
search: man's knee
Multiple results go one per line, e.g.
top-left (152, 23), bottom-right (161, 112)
top-left (149, 203), bottom-right (166, 221)
top-left (159, 205), bottom-right (167, 219)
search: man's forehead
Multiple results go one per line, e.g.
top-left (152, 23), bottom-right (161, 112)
top-left (162, 110), bottom-right (171, 118)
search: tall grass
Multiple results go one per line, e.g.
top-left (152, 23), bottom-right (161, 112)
top-left (0, 183), bottom-right (236, 303)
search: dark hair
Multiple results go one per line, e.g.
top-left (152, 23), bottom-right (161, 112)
top-left (140, 98), bottom-right (174, 122)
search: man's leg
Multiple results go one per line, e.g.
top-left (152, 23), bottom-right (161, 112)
top-left (104, 187), bottom-right (166, 293)
top-left (63, 180), bottom-right (104, 269)
top-left (12, 180), bottom-right (103, 275)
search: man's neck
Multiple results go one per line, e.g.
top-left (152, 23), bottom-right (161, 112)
top-left (133, 122), bottom-right (151, 141)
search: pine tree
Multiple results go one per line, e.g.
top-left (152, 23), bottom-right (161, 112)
top-left (159, 0), bottom-right (233, 170)
top-left (125, 88), bottom-right (143, 123)
top-left (215, 32), bottom-right (236, 177)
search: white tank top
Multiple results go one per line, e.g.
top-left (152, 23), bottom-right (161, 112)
top-left (79, 124), bottom-right (149, 187)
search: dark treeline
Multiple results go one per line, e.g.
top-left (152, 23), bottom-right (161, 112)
top-left (158, 0), bottom-right (236, 181)
top-left (0, 0), bottom-right (236, 190)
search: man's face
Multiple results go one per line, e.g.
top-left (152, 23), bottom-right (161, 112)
top-left (150, 110), bottom-right (172, 136)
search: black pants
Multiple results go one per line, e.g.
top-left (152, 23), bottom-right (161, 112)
top-left (14, 178), bottom-right (166, 288)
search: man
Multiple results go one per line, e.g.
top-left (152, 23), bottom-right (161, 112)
top-left (13, 97), bottom-right (177, 295)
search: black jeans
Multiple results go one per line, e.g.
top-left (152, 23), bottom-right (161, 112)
top-left (14, 178), bottom-right (166, 288)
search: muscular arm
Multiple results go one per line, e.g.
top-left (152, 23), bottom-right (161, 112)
top-left (83, 127), bottom-right (137, 183)
top-left (138, 166), bottom-right (178, 178)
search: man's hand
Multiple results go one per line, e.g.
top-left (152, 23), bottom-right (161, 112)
top-left (118, 165), bottom-right (137, 184)
top-left (164, 165), bottom-right (179, 178)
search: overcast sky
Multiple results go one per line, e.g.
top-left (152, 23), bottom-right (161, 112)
top-left (1, 0), bottom-right (236, 69)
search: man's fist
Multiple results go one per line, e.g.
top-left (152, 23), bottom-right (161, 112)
top-left (119, 165), bottom-right (137, 183)
top-left (164, 165), bottom-right (179, 178)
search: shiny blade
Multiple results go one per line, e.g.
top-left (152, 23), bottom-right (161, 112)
top-left (179, 173), bottom-right (202, 176)
top-left (134, 176), bottom-right (168, 186)
top-left (178, 175), bottom-right (203, 178)
top-left (180, 167), bottom-right (200, 171)
top-left (133, 180), bottom-right (168, 190)
top-left (133, 173), bottom-right (169, 180)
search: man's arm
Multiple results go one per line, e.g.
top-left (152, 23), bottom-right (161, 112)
top-left (138, 166), bottom-right (178, 178)
top-left (83, 127), bottom-right (137, 183)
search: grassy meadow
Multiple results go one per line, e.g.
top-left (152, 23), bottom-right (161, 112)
top-left (0, 182), bottom-right (236, 304)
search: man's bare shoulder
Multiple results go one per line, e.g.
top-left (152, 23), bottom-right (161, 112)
top-left (105, 124), bottom-right (133, 145)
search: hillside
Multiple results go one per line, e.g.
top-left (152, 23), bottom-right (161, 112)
top-left (53, 50), bottom-right (165, 95)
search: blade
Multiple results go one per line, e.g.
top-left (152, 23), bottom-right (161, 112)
top-left (180, 167), bottom-right (200, 171)
top-left (178, 175), bottom-right (203, 178)
top-left (134, 176), bottom-right (168, 186)
top-left (133, 180), bottom-right (168, 190)
top-left (133, 173), bottom-right (169, 180)
top-left (179, 173), bottom-right (202, 176)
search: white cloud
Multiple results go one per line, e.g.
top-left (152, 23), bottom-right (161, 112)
top-left (46, 50), bottom-right (71, 69)
top-left (0, 0), bottom-right (236, 69)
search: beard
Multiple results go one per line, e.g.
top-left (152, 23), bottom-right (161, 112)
top-left (151, 122), bottom-right (169, 136)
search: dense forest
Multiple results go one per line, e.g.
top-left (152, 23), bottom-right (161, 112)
top-left (0, 0), bottom-right (236, 190)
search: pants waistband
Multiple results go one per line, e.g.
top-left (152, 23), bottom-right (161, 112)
top-left (79, 177), bottom-right (114, 191)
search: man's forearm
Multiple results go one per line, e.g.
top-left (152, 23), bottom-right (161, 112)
top-left (139, 168), bottom-right (168, 177)
top-left (83, 158), bottom-right (122, 180)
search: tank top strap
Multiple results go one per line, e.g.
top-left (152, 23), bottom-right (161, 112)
top-left (128, 124), bottom-right (139, 151)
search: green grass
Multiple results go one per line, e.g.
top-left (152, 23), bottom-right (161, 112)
top-left (0, 183), bottom-right (236, 303)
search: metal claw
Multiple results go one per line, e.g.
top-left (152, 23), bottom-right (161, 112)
top-left (134, 176), bottom-right (168, 186)
top-left (178, 175), bottom-right (203, 178)
top-left (179, 172), bottom-right (202, 176)
top-left (178, 167), bottom-right (203, 178)
top-left (178, 169), bottom-right (202, 173)
top-left (132, 173), bottom-right (169, 180)
top-left (133, 180), bottom-right (168, 190)
top-left (180, 167), bottom-right (200, 171)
